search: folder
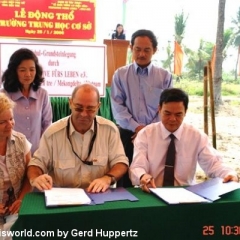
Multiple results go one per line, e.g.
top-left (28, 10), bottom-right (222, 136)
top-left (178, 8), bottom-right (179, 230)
top-left (149, 178), bottom-right (240, 204)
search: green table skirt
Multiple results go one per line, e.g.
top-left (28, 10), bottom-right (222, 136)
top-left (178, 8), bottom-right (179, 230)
top-left (11, 188), bottom-right (240, 240)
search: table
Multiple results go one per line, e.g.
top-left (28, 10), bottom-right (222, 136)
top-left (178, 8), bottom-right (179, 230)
top-left (11, 188), bottom-right (240, 240)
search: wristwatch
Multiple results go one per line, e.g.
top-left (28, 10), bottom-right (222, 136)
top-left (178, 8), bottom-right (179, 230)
top-left (105, 173), bottom-right (117, 185)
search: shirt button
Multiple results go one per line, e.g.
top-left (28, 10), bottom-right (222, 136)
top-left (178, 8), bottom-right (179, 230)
top-left (26, 117), bottom-right (30, 120)
top-left (25, 106), bottom-right (29, 109)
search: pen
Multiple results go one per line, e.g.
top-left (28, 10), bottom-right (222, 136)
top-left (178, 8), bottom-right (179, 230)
top-left (139, 177), bottom-right (153, 188)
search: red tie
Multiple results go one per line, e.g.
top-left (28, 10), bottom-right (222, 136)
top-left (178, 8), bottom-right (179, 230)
top-left (163, 134), bottom-right (175, 186)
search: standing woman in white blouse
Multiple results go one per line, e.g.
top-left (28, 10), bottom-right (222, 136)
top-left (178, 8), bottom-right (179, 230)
top-left (0, 92), bottom-right (32, 239)
top-left (1, 48), bottom-right (52, 154)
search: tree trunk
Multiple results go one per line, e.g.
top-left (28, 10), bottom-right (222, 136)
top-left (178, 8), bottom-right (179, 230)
top-left (235, 45), bottom-right (240, 80)
top-left (213, 0), bottom-right (226, 106)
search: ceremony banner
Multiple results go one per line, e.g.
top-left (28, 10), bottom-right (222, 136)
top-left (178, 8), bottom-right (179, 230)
top-left (0, 0), bottom-right (95, 41)
top-left (0, 43), bottom-right (106, 96)
top-left (174, 41), bottom-right (183, 76)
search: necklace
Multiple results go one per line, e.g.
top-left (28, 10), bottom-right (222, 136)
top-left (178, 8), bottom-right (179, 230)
top-left (66, 117), bottom-right (97, 165)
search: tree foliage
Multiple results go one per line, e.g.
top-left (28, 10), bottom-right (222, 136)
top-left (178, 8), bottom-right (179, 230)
top-left (174, 10), bottom-right (188, 44)
top-left (161, 41), bottom-right (173, 72)
top-left (184, 40), bottom-right (213, 80)
top-left (161, 10), bottom-right (188, 73)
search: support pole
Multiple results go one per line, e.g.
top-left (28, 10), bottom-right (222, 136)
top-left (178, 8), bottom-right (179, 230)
top-left (207, 61), bottom-right (217, 149)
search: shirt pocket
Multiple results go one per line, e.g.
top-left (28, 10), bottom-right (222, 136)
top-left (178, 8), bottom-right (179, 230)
top-left (92, 155), bottom-right (108, 167)
top-left (90, 156), bottom-right (109, 180)
top-left (57, 159), bottom-right (75, 169)
top-left (146, 87), bottom-right (163, 109)
top-left (54, 159), bottom-right (77, 187)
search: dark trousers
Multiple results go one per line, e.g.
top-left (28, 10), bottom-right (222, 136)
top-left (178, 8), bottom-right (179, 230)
top-left (117, 127), bottom-right (134, 188)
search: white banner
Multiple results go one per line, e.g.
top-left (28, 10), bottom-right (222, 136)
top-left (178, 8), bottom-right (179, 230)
top-left (0, 42), bottom-right (106, 97)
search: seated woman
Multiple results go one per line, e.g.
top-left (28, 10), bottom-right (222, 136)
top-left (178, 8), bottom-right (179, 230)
top-left (0, 92), bottom-right (31, 239)
top-left (112, 24), bottom-right (126, 40)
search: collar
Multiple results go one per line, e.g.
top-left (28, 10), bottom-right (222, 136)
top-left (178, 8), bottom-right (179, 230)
top-left (69, 116), bottom-right (94, 136)
top-left (10, 88), bottom-right (38, 101)
top-left (6, 132), bottom-right (16, 145)
top-left (9, 133), bottom-right (15, 142)
top-left (160, 122), bottom-right (184, 141)
top-left (133, 62), bottom-right (152, 76)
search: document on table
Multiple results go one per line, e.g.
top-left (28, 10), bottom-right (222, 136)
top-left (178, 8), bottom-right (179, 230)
top-left (87, 187), bottom-right (138, 204)
top-left (149, 188), bottom-right (211, 204)
top-left (186, 177), bottom-right (240, 201)
top-left (44, 188), bottom-right (91, 207)
top-left (149, 177), bottom-right (240, 204)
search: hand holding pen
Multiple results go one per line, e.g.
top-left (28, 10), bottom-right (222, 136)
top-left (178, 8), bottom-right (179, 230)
top-left (140, 174), bottom-right (156, 193)
top-left (30, 174), bottom-right (53, 191)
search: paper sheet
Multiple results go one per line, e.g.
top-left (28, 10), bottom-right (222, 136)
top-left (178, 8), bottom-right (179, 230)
top-left (149, 178), bottom-right (240, 204)
top-left (44, 188), bottom-right (91, 207)
top-left (149, 188), bottom-right (211, 204)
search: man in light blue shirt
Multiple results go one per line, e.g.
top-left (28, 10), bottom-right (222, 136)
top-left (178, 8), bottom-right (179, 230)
top-left (111, 29), bottom-right (172, 187)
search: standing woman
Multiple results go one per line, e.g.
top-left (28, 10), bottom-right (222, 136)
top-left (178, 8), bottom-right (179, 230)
top-left (112, 24), bottom-right (126, 40)
top-left (1, 48), bottom-right (52, 154)
top-left (0, 93), bottom-right (31, 238)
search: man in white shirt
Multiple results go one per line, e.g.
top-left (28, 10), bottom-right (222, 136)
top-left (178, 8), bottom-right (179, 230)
top-left (27, 83), bottom-right (128, 193)
top-left (129, 88), bottom-right (238, 192)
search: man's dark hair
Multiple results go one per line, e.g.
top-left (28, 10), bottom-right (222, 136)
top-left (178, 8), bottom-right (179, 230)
top-left (131, 29), bottom-right (158, 48)
top-left (2, 48), bottom-right (44, 92)
top-left (160, 88), bottom-right (189, 111)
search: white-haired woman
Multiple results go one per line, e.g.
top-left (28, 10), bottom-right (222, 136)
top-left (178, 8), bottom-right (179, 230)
top-left (0, 92), bottom-right (31, 239)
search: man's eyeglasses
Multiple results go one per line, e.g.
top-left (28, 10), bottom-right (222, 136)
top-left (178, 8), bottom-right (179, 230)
top-left (72, 103), bottom-right (99, 113)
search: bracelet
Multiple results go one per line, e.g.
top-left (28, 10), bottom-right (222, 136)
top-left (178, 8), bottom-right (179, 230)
top-left (105, 174), bottom-right (117, 185)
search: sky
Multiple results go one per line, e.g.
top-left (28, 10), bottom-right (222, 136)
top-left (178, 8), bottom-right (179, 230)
top-left (2, 0), bottom-right (238, 71)
top-left (124, 0), bottom-right (239, 49)
top-left (96, 0), bottom-right (240, 71)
